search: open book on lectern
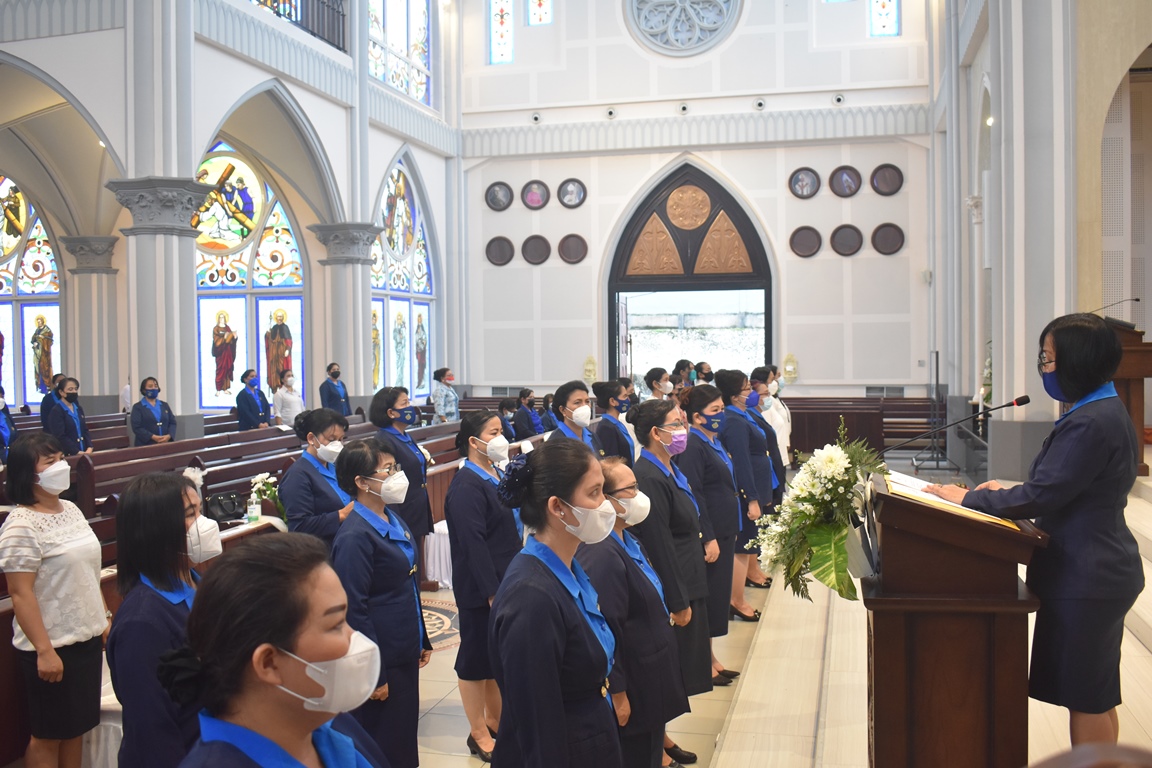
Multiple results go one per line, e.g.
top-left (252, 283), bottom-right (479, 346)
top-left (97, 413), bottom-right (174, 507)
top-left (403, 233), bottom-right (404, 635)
top-left (884, 471), bottom-right (1020, 531)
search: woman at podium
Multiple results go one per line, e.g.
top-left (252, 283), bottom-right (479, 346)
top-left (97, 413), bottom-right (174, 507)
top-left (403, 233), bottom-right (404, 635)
top-left (927, 313), bottom-right (1144, 746)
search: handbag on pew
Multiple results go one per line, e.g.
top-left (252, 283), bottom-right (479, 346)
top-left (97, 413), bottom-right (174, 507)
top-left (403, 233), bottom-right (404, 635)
top-left (203, 492), bottom-right (246, 522)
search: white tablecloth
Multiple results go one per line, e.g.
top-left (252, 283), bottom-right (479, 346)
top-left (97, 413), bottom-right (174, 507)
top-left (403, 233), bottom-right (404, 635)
top-left (82, 659), bottom-right (122, 768)
top-left (426, 518), bottom-right (453, 590)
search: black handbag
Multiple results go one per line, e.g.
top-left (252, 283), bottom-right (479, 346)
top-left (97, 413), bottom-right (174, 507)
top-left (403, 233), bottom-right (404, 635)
top-left (204, 492), bottom-right (245, 522)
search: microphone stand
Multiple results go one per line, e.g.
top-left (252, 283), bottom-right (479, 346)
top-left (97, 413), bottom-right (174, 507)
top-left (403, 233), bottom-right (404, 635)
top-left (882, 396), bottom-right (1029, 471)
top-left (910, 351), bottom-right (957, 472)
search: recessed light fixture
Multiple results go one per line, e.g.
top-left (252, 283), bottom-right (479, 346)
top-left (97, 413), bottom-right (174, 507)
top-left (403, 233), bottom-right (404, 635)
top-left (98, 140), bottom-right (106, 148)
top-left (985, 116), bottom-right (994, 127)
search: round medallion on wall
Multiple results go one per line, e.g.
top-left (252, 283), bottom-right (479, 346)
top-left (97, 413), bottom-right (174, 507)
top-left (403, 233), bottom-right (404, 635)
top-left (871, 223), bottom-right (905, 255)
top-left (789, 226), bottom-right (822, 258)
top-left (829, 166), bottom-right (863, 198)
top-left (521, 180), bottom-right (550, 210)
top-left (485, 182), bottom-right (514, 211)
top-left (522, 235), bottom-right (551, 265)
top-left (666, 185), bottom-right (712, 230)
top-left (485, 236), bottom-right (515, 266)
top-left (626, 0), bottom-right (743, 57)
top-left (870, 164), bottom-right (904, 196)
top-left (830, 224), bottom-right (863, 256)
top-left (558, 234), bottom-right (588, 264)
top-left (788, 168), bottom-right (821, 199)
top-left (558, 178), bottom-right (587, 209)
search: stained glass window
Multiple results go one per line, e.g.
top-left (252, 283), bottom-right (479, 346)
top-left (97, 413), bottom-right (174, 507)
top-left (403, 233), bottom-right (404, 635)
top-left (193, 148), bottom-right (306, 410)
top-left (369, 0), bottom-right (433, 106)
top-left (490, 1), bottom-right (514, 64)
top-left (869, 0), bottom-right (900, 36)
top-left (17, 217), bottom-right (60, 295)
top-left (528, 0), bottom-right (552, 25)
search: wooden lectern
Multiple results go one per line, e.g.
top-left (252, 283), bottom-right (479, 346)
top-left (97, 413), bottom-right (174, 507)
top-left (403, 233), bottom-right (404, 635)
top-left (863, 476), bottom-right (1048, 768)
top-left (1108, 318), bottom-right (1152, 476)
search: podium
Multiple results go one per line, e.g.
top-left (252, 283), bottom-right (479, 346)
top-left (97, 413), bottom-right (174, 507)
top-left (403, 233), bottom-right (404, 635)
top-left (1107, 318), bottom-right (1152, 476)
top-left (863, 476), bottom-right (1048, 768)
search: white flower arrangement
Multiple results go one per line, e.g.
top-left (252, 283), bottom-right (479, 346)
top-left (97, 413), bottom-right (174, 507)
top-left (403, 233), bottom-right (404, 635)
top-left (250, 473), bottom-right (284, 520)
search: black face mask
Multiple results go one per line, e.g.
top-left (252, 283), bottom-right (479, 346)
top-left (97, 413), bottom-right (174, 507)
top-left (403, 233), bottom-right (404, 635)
top-left (527, 398), bottom-right (536, 408)
top-left (703, 372), bottom-right (714, 383)
top-left (64, 392), bottom-right (78, 403)
top-left (330, 370), bottom-right (341, 380)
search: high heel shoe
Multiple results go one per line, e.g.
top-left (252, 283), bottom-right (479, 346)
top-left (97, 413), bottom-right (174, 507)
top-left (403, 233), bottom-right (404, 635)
top-left (717, 668), bottom-right (740, 679)
top-left (729, 605), bottom-right (761, 622)
top-left (745, 577), bottom-right (772, 589)
top-left (466, 734), bottom-right (493, 763)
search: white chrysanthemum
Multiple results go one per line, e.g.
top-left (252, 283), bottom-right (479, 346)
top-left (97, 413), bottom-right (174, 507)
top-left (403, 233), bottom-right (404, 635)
top-left (809, 444), bottom-right (851, 481)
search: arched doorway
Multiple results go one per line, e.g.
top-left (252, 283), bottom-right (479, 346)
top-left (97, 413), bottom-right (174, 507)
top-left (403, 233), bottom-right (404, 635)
top-left (608, 164), bottom-right (773, 383)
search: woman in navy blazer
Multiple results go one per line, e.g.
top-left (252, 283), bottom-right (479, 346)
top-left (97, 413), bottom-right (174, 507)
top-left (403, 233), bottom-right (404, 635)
top-left (490, 437), bottom-right (622, 768)
top-left (46, 377), bottom-right (92, 454)
top-left (235, 369), bottom-right (272, 431)
top-left (333, 438), bottom-right (432, 768)
top-left (319, 362), bottom-right (352, 416)
top-left (370, 387), bottom-right (432, 582)
top-left (107, 472), bottom-right (213, 768)
top-left (129, 376), bottom-right (178, 447)
top-left (548, 379), bottom-right (606, 457)
top-left (444, 410), bottom-right (523, 760)
top-left (280, 408), bottom-right (354, 547)
top-left (592, 380), bottom-right (636, 467)
top-left (928, 314), bottom-right (1145, 746)
top-left (539, 395), bottom-right (559, 431)
top-left (512, 388), bottom-right (545, 440)
top-left (159, 534), bottom-right (387, 768)
top-left (576, 457), bottom-right (689, 768)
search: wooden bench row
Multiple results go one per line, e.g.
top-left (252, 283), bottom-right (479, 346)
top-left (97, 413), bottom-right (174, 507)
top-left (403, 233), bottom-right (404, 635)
top-left (785, 397), bottom-right (939, 455)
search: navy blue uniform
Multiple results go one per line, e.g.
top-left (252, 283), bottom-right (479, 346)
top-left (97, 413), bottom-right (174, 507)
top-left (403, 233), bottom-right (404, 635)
top-left (499, 415), bottom-right (516, 442)
top-left (281, 452), bottom-right (352, 547)
top-left (576, 532), bottom-right (688, 767)
top-left (177, 713), bottom-right (385, 768)
top-left (551, 422), bottom-right (607, 458)
top-left (332, 505), bottom-right (430, 768)
top-left (46, 401), bottom-right (92, 455)
top-left (376, 426), bottom-right (432, 538)
top-left (320, 378), bottom-right (352, 416)
top-left (720, 405), bottom-right (777, 549)
top-left (489, 549), bottom-right (623, 768)
top-left (235, 388), bottom-right (271, 431)
top-left (39, 391), bottom-right (60, 430)
top-left (749, 408), bottom-right (787, 506)
top-left (596, 414), bottom-right (635, 468)
top-left (107, 581), bottom-right (200, 768)
top-left (540, 410), bottom-right (559, 431)
top-left (130, 399), bottom-right (178, 446)
top-left (0, 406), bottom-right (17, 463)
top-left (513, 405), bottom-right (544, 440)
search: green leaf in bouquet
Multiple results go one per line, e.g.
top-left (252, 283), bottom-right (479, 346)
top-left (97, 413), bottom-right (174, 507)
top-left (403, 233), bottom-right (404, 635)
top-left (805, 523), bottom-right (858, 600)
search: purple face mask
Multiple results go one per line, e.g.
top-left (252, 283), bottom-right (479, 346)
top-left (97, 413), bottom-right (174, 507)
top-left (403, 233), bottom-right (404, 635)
top-left (662, 428), bottom-right (689, 455)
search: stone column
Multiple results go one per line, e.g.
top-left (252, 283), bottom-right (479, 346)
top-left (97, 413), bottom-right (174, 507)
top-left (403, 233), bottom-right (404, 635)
top-left (106, 177), bottom-right (213, 437)
top-left (308, 224), bottom-right (382, 411)
top-left (60, 236), bottom-right (120, 412)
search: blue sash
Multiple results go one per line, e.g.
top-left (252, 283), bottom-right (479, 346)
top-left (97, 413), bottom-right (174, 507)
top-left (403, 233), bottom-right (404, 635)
top-left (601, 413), bottom-right (635, 460)
top-left (1058, 381), bottom-right (1119, 423)
top-left (382, 426), bottom-right (426, 472)
top-left (197, 713), bottom-right (373, 768)
top-left (610, 530), bottom-right (666, 609)
top-left (143, 399), bottom-right (164, 434)
top-left (639, 449), bottom-right (701, 517)
top-left (556, 421), bottom-right (595, 451)
top-left (301, 452), bottom-right (352, 506)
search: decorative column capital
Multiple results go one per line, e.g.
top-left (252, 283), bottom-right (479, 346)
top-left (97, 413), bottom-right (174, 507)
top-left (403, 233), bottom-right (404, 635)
top-left (60, 236), bottom-right (119, 274)
top-left (964, 194), bottom-right (983, 225)
top-left (105, 177), bottom-right (214, 238)
top-left (308, 223), bottom-right (384, 265)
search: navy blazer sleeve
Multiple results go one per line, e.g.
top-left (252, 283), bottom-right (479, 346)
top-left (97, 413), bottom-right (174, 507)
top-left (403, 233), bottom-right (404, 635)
top-left (129, 402), bottom-right (158, 446)
top-left (46, 404), bottom-right (80, 454)
top-left (513, 409), bottom-right (536, 440)
top-left (720, 416), bottom-right (759, 503)
top-left (675, 440), bottom-right (716, 543)
top-left (752, 412), bottom-right (785, 507)
top-left (444, 476), bottom-right (503, 604)
top-left (331, 522), bottom-right (389, 689)
top-left (281, 461), bottom-right (344, 543)
top-left (630, 466), bottom-right (689, 613)
top-left (236, 391), bottom-right (270, 430)
top-left (319, 380), bottom-right (338, 412)
top-left (501, 417), bottom-right (516, 442)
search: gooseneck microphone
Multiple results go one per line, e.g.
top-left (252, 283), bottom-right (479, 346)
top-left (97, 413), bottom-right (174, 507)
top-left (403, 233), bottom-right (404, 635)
top-left (878, 395), bottom-right (1030, 456)
top-left (1088, 297), bottom-right (1141, 316)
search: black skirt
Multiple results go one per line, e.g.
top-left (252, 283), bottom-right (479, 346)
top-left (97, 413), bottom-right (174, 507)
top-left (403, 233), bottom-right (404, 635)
top-left (705, 534), bottom-right (735, 637)
top-left (1029, 595), bottom-right (1139, 714)
top-left (454, 604), bottom-right (494, 681)
top-left (16, 635), bottom-right (102, 740)
top-left (734, 507), bottom-right (759, 551)
top-left (676, 596), bottom-right (712, 696)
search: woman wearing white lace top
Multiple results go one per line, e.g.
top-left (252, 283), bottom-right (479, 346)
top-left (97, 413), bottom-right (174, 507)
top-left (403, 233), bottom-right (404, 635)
top-left (273, 370), bottom-right (305, 427)
top-left (0, 432), bottom-right (108, 768)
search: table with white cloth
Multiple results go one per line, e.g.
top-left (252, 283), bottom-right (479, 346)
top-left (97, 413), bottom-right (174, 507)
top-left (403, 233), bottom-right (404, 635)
top-left (425, 518), bottom-right (453, 590)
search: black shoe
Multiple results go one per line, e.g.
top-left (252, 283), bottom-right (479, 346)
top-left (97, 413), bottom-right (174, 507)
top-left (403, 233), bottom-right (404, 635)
top-left (466, 734), bottom-right (493, 763)
top-left (487, 726), bottom-right (498, 739)
top-left (745, 577), bottom-right (772, 589)
top-left (711, 673), bottom-right (732, 686)
top-left (729, 605), bottom-right (761, 622)
top-left (665, 744), bottom-right (697, 764)
top-left (717, 668), bottom-right (740, 679)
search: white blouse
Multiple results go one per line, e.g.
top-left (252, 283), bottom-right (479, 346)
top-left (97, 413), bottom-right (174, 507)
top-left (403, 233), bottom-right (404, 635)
top-left (274, 387), bottom-right (305, 427)
top-left (0, 502), bottom-right (105, 651)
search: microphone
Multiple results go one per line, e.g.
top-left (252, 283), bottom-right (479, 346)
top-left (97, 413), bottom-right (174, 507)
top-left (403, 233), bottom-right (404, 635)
top-left (1087, 297), bottom-right (1140, 315)
top-left (878, 395), bottom-right (1030, 456)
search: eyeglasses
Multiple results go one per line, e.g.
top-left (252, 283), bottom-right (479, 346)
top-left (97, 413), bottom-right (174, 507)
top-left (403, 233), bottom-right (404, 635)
top-left (1036, 353), bottom-right (1056, 375)
top-left (658, 421), bottom-right (685, 431)
top-left (366, 465), bottom-right (401, 478)
top-left (606, 483), bottom-right (639, 497)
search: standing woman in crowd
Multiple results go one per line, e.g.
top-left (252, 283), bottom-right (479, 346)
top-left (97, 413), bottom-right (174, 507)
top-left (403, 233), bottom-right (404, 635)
top-left (489, 438), bottom-right (623, 767)
top-left (762, 366), bottom-right (792, 466)
top-left (576, 457), bottom-right (689, 768)
top-left (0, 384), bottom-right (18, 464)
top-left (280, 408), bottom-right (353, 547)
top-left (334, 438), bottom-right (432, 767)
top-left (513, 388), bottom-right (544, 440)
top-left (273, 370), bottom-right (305, 427)
top-left (672, 360), bottom-right (694, 385)
top-left (47, 377), bottom-right (93, 455)
top-left (550, 379), bottom-right (606, 457)
top-left (593, 380), bottom-right (636, 467)
top-left (744, 367), bottom-right (787, 590)
top-left (106, 472), bottom-right (219, 767)
top-left (644, 368), bottom-right (672, 401)
top-left (539, 394), bottom-right (559, 431)
top-left (371, 386), bottom-right (433, 586)
top-left (675, 384), bottom-right (742, 683)
top-left (235, 369), bottom-right (271, 431)
top-left (626, 400), bottom-right (713, 697)
top-left (927, 314), bottom-right (1144, 746)
top-left (319, 362), bottom-right (352, 416)
top-left (39, 373), bottom-right (65, 430)
top-left (159, 534), bottom-right (389, 768)
top-left (715, 370), bottom-right (776, 621)
top-left (0, 432), bottom-right (108, 768)
top-left (444, 410), bottom-right (523, 761)
top-left (130, 376), bottom-right (177, 447)
top-left (432, 367), bottom-right (460, 423)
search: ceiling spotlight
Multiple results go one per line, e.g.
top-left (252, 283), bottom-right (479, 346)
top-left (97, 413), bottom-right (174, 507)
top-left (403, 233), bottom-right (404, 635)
top-left (98, 140), bottom-right (106, 148)
top-left (985, 116), bottom-right (994, 127)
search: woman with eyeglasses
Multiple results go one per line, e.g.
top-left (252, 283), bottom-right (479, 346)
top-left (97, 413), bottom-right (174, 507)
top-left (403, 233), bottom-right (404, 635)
top-left (576, 457), bottom-right (689, 768)
top-left (333, 438), bottom-right (432, 768)
top-left (280, 408), bottom-right (353, 548)
top-left (625, 399), bottom-right (712, 697)
top-left (927, 314), bottom-right (1144, 746)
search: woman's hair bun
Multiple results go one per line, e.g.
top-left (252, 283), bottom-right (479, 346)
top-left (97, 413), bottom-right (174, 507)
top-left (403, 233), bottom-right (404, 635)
top-left (157, 646), bottom-right (206, 707)
top-left (292, 410), bottom-right (313, 442)
top-left (497, 453), bottom-right (534, 508)
top-left (625, 407), bottom-right (641, 426)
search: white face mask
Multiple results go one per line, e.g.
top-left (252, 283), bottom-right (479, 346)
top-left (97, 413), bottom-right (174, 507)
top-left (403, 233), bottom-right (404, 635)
top-left (0, 399), bottom-right (7, 410)
top-left (567, 405), bottom-right (593, 429)
top-left (609, 491), bottom-right (651, 526)
top-left (476, 434), bottom-right (510, 464)
top-left (283, 377), bottom-right (295, 389)
top-left (367, 471), bottom-right (410, 505)
top-left (561, 498), bottom-right (617, 544)
top-left (659, 381), bottom-right (674, 395)
top-left (36, 459), bottom-right (71, 495)
top-left (768, 380), bottom-right (779, 396)
top-left (277, 631), bottom-right (381, 714)
top-left (315, 439), bottom-right (343, 464)
top-left (186, 515), bottom-right (223, 564)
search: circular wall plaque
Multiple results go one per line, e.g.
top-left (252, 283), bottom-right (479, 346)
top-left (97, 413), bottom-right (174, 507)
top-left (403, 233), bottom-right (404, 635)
top-left (558, 178), bottom-right (587, 209)
top-left (558, 234), bottom-right (588, 264)
top-left (485, 182), bottom-right (513, 211)
top-left (789, 226), bottom-right (822, 258)
top-left (485, 237), bottom-right (514, 266)
top-left (522, 235), bottom-right (551, 265)
top-left (625, 0), bottom-right (743, 58)
top-left (870, 164), bottom-right (904, 196)
top-left (871, 223), bottom-right (905, 255)
top-left (829, 166), bottom-right (862, 198)
top-left (521, 180), bottom-right (550, 210)
top-left (830, 224), bottom-right (863, 256)
top-left (666, 185), bottom-right (712, 229)
top-left (788, 168), bottom-right (821, 199)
